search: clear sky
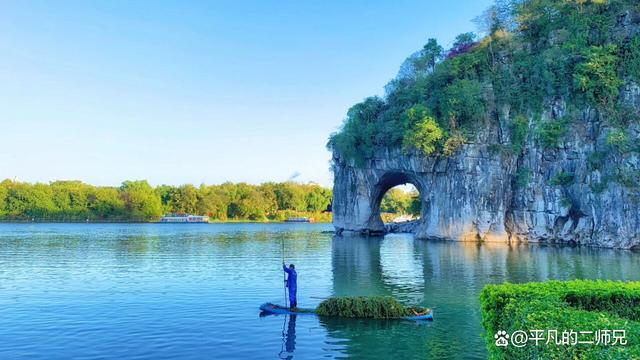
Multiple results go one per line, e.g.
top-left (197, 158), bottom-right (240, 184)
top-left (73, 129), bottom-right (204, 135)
top-left (0, 0), bottom-right (493, 187)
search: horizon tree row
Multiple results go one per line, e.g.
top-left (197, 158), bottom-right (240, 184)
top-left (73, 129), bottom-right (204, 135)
top-left (0, 179), bottom-right (333, 222)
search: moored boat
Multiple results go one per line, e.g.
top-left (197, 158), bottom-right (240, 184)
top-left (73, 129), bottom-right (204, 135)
top-left (159, 214), bottom-right (210, 223)
top-left (285, 217), bottom-right (314, 223)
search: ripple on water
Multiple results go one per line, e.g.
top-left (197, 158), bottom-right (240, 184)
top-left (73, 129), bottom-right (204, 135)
top-left (1, 223), bottom-right (639, 359)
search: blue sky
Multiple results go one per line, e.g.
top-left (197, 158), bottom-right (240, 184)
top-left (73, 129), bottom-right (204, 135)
top-left (0, 0), bottom-right (493, 187)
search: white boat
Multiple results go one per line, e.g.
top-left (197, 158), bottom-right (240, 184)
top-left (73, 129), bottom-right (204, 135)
top-left (285, 217), bottom-right (314, 223)
top-left (160, 214), bottom-right (209, 223)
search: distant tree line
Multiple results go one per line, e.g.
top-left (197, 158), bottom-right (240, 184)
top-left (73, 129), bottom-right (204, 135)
top-left (0, 180), bottom-right (332, 222)
top-left (380, 188), bottom-right (421, 217)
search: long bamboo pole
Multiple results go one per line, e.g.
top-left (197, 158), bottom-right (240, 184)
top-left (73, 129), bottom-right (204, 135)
top-left (282, 237), bottom-right (288, 308)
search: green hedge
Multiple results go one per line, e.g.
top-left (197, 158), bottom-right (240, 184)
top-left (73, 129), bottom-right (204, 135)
top-left (480, 280), bottom-right (640, 359)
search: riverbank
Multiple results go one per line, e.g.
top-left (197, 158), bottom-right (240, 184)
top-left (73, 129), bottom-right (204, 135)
top-left (0, 179), bottom-right (332, 223)
top-left (0, 218), bottom-right (333, 224)
top-left (0, 210), bottom-right (332, 224)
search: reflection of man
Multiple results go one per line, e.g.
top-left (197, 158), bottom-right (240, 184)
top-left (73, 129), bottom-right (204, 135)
top-left (285, 315), bottom-right (297, 355)
top-left (282, 263), bottom-right (297, 309)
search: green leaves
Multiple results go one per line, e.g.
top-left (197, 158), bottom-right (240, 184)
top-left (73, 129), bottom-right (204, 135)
top-left (328, 96), bottom-right (386, 165)
top-left (514, 167), bottom-right (532, 188)
top-left (480, 280), bottom-right (640, 359)
top-left (510, 115), bottom-right (529, 154)
top-left (622, 36), bottom-right (640, 82)
top-left (574, 44), bottom-right (623, 108)
top-left (0, 180), bottom-right (333, 222)
top-left (550, 171), bottom-right (575, 186)
top-left (329, 0), bottom-right (636, 165)
top-left (380, 188), bottom-right (421, 216)
top-left (442, 79), bottom-right (486, 129)
top-left (537, 119), bottom-right (568, 149)
top-left (120, 180), bottom-right (163, 219)
top-left (403, 113), bottom-right (444, 155)
top-left (443, 133), bottom-right (467, 156)
top-left (606, 128), bottom-right (630, 153)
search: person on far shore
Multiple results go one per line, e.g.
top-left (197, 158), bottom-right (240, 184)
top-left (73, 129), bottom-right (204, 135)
top-left (283, 263), bottom-right (297, 309)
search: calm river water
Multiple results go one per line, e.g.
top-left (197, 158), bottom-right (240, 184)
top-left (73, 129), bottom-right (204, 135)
top-left (1, 223), bottom-right (638, 359)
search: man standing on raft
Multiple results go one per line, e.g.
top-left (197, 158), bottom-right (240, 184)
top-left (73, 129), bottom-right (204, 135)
top-left (283, 263), bottom-right (297, 309)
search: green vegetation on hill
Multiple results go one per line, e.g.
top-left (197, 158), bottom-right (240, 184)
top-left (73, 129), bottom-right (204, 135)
top-left (328, 0), bottom-right (640, 164)
top-left (0, 179), bottom-right (332, 222)
top-left (480, 280), bottom-right (640, 359)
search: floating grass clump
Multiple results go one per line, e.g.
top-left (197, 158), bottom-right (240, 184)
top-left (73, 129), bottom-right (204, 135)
top-left (316, 296), bottom-right (427, 319)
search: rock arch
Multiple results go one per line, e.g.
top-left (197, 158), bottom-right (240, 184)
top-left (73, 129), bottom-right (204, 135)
top-left (368, 171), bottom-right (425, 234)
top-left (331, 147), bottom-right (514, 241)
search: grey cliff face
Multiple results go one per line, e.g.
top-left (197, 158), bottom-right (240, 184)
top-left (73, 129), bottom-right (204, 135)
top-left (332, 146), bottom-right (516, 243)
top-left (332, 87), bottom-right (640, 249)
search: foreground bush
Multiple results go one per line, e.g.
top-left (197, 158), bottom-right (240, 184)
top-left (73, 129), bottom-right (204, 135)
top-left (316, 296), bottom-right (427, 319)
top-left (480, 280), bottom-right (640, 359)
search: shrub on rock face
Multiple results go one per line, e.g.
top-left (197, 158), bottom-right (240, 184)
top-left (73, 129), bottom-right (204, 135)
top-left (622, 36), bottom-right (640, 82)
top-left (606, 128), bottom-right (630, 152)
top-left (443, 133), bottom-right (467, 156)
top-left (480, 280), bottom-right (640, 359)
top-left (441, 79), bottom-right (486, 130)
top-left (537, 119), bottom-right (568, 149)
top-left (514, 167), bottom-right (532, 188)
top-left (574, 45), bottom-right (623, 109)
top-left (403, 115), bottom-right (444, 156)
top-left (510, 115), bottom-right (529, 154)
top-left (550, 171), bottom-right (575, 186)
